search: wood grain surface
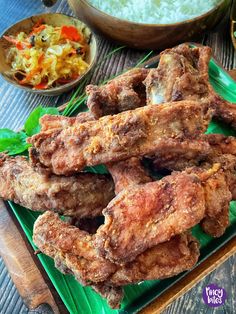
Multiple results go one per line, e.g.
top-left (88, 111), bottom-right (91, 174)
top-left (0, 0), bottom-right (235, 314)
top-left (0, 201), bottom-right (67, 314)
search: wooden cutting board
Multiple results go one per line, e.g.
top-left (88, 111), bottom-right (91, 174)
top-left (0, 199), bottom-right (235, 314)
top-left (0, 200), bottom-right (68, 314)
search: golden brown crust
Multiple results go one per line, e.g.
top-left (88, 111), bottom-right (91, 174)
top-left (40, 112), bottom-right (95, 132)
top-left (86, 68), bottom-right (149, 118)
top-left (0, 154), bottom-right (114, 218)
top-left (145, 45), bottom-right (212, 105)
top-left (95, 171), bottom-right (206, 263)
top-left (150, 137), bottom-right (212, 171)
top-left (33, 212), bottom-right (199, 298)
top-left (28, 101), bottom-right (212, 175)
top-left (211, 99), bottom-right (236, 130)
top-left (150, 134), bottom-right (236, 202)
top-left (95, 165), bottom-right (232, 263)
top-left (109, 233), bottom-right (199, 286)
top-left (107, 157), bottom-right (152, 194)
top-left (151, 134), bottom-right (236, 170)
top-left (199, 168), bottom-right (232, 237)
top-left (33, 211), bottom-right (117, 285)
top-left (145, 44), bottom-right (236, 129)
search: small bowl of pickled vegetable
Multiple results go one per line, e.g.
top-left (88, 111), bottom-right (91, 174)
top-left (0, 13), bottom-right (97, 95)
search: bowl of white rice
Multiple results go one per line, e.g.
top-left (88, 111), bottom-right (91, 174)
top-left (68, 0), bottom-right (230, 49)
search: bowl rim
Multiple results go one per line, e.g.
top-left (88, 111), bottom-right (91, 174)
top-left (0, 12), bottom-right (98, 94)
top-left (80, 0), bottom-right (227, 27)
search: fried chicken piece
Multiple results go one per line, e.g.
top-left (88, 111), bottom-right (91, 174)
top-left (40, 112), bottom-right (94, 132)
top-left (106, 157), bottom-right (200, 282)
top-left (144, 44), bottom-right (236, 128)
top-left (28, 101), bottom-right (212, 175)
top-left (107, 157), bottom-right (152, 194)
top-left (95, 164), bottom-right (231, 263)
top-left (0, 154), bottom-right (114, 218)
top-left (33, 211), bottom-right (117, 285)
top-left (147, 134), bottom-right (235, 237)
top-left (95, 169), bottom-right (206, 263)
top-left (86, 68), bottom-right (149, 118)
top-left (33, 212), bottom-right (199, 308)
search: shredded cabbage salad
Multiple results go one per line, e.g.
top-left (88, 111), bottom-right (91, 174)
top-left (4, 19), bottom-right (90, 89)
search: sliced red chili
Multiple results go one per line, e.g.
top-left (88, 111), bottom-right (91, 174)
top-left (61, 25), bottom-right (81, 42)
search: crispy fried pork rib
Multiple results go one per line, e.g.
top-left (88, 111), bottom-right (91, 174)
top-left (33, 211), bottom-right (199, 308)
top-left (150, 137), bottom-right (212, 171)
top-left (144, 44), bottom-right (236, 128)
top-left (145, 44), bottom-right (212, 104)
top-left (213, 102), bottom-right (236, 129)
top-left (0, 154), bottom-right (114, 218)
top-left (86, 68), bottom-right (149, 118)
top-left (95, 165), bottom-right (231, 263)
top-left (148, 134), bottom-right (236, 237)
top-left (150, 134), bottom-right (236, 200)
top-left (28, 101), bottom-right (212, 175)
top-left (152, 134), bottom-right (236, 170)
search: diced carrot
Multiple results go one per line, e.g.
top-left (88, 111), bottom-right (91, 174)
top-left (3, 35), bottom-right (31, 50)
top-left (38, 52), bottom-right (44, 64)
top-left (4, 35), bottom-right (23, 49)
top-left (19, 68), bottom-right (38, 84)
top-left (34, 82), bottom-right (48, 89)
top-left (23, 54), bottom-right (30, 60)
top-left (31, 24), bottom-right (46, 35)
top-left (33, 18), bottom-right (44, 29)
top-left (16, 42), bottom-right (24, 50)
top-left (61, 25), bottom-right (81, 42)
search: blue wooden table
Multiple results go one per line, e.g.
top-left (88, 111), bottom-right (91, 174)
top-left (0, 1), bottom-right (235, 313)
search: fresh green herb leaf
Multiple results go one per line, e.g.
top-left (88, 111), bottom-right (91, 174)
top-left (0, 129), bottom-right (30, 155)
top-left (135, 50), bottom-right (153, 68)
top-left (24, 106), bottom-right (59, 136)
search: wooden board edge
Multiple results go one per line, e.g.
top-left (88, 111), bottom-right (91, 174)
top-left (140, 236), bottom-right (236, 314)
top-left (0, 200), bottom-right (67, 314)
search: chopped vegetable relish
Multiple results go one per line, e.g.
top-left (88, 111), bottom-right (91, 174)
top-left (4, 20), bottom-right (90, 89)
